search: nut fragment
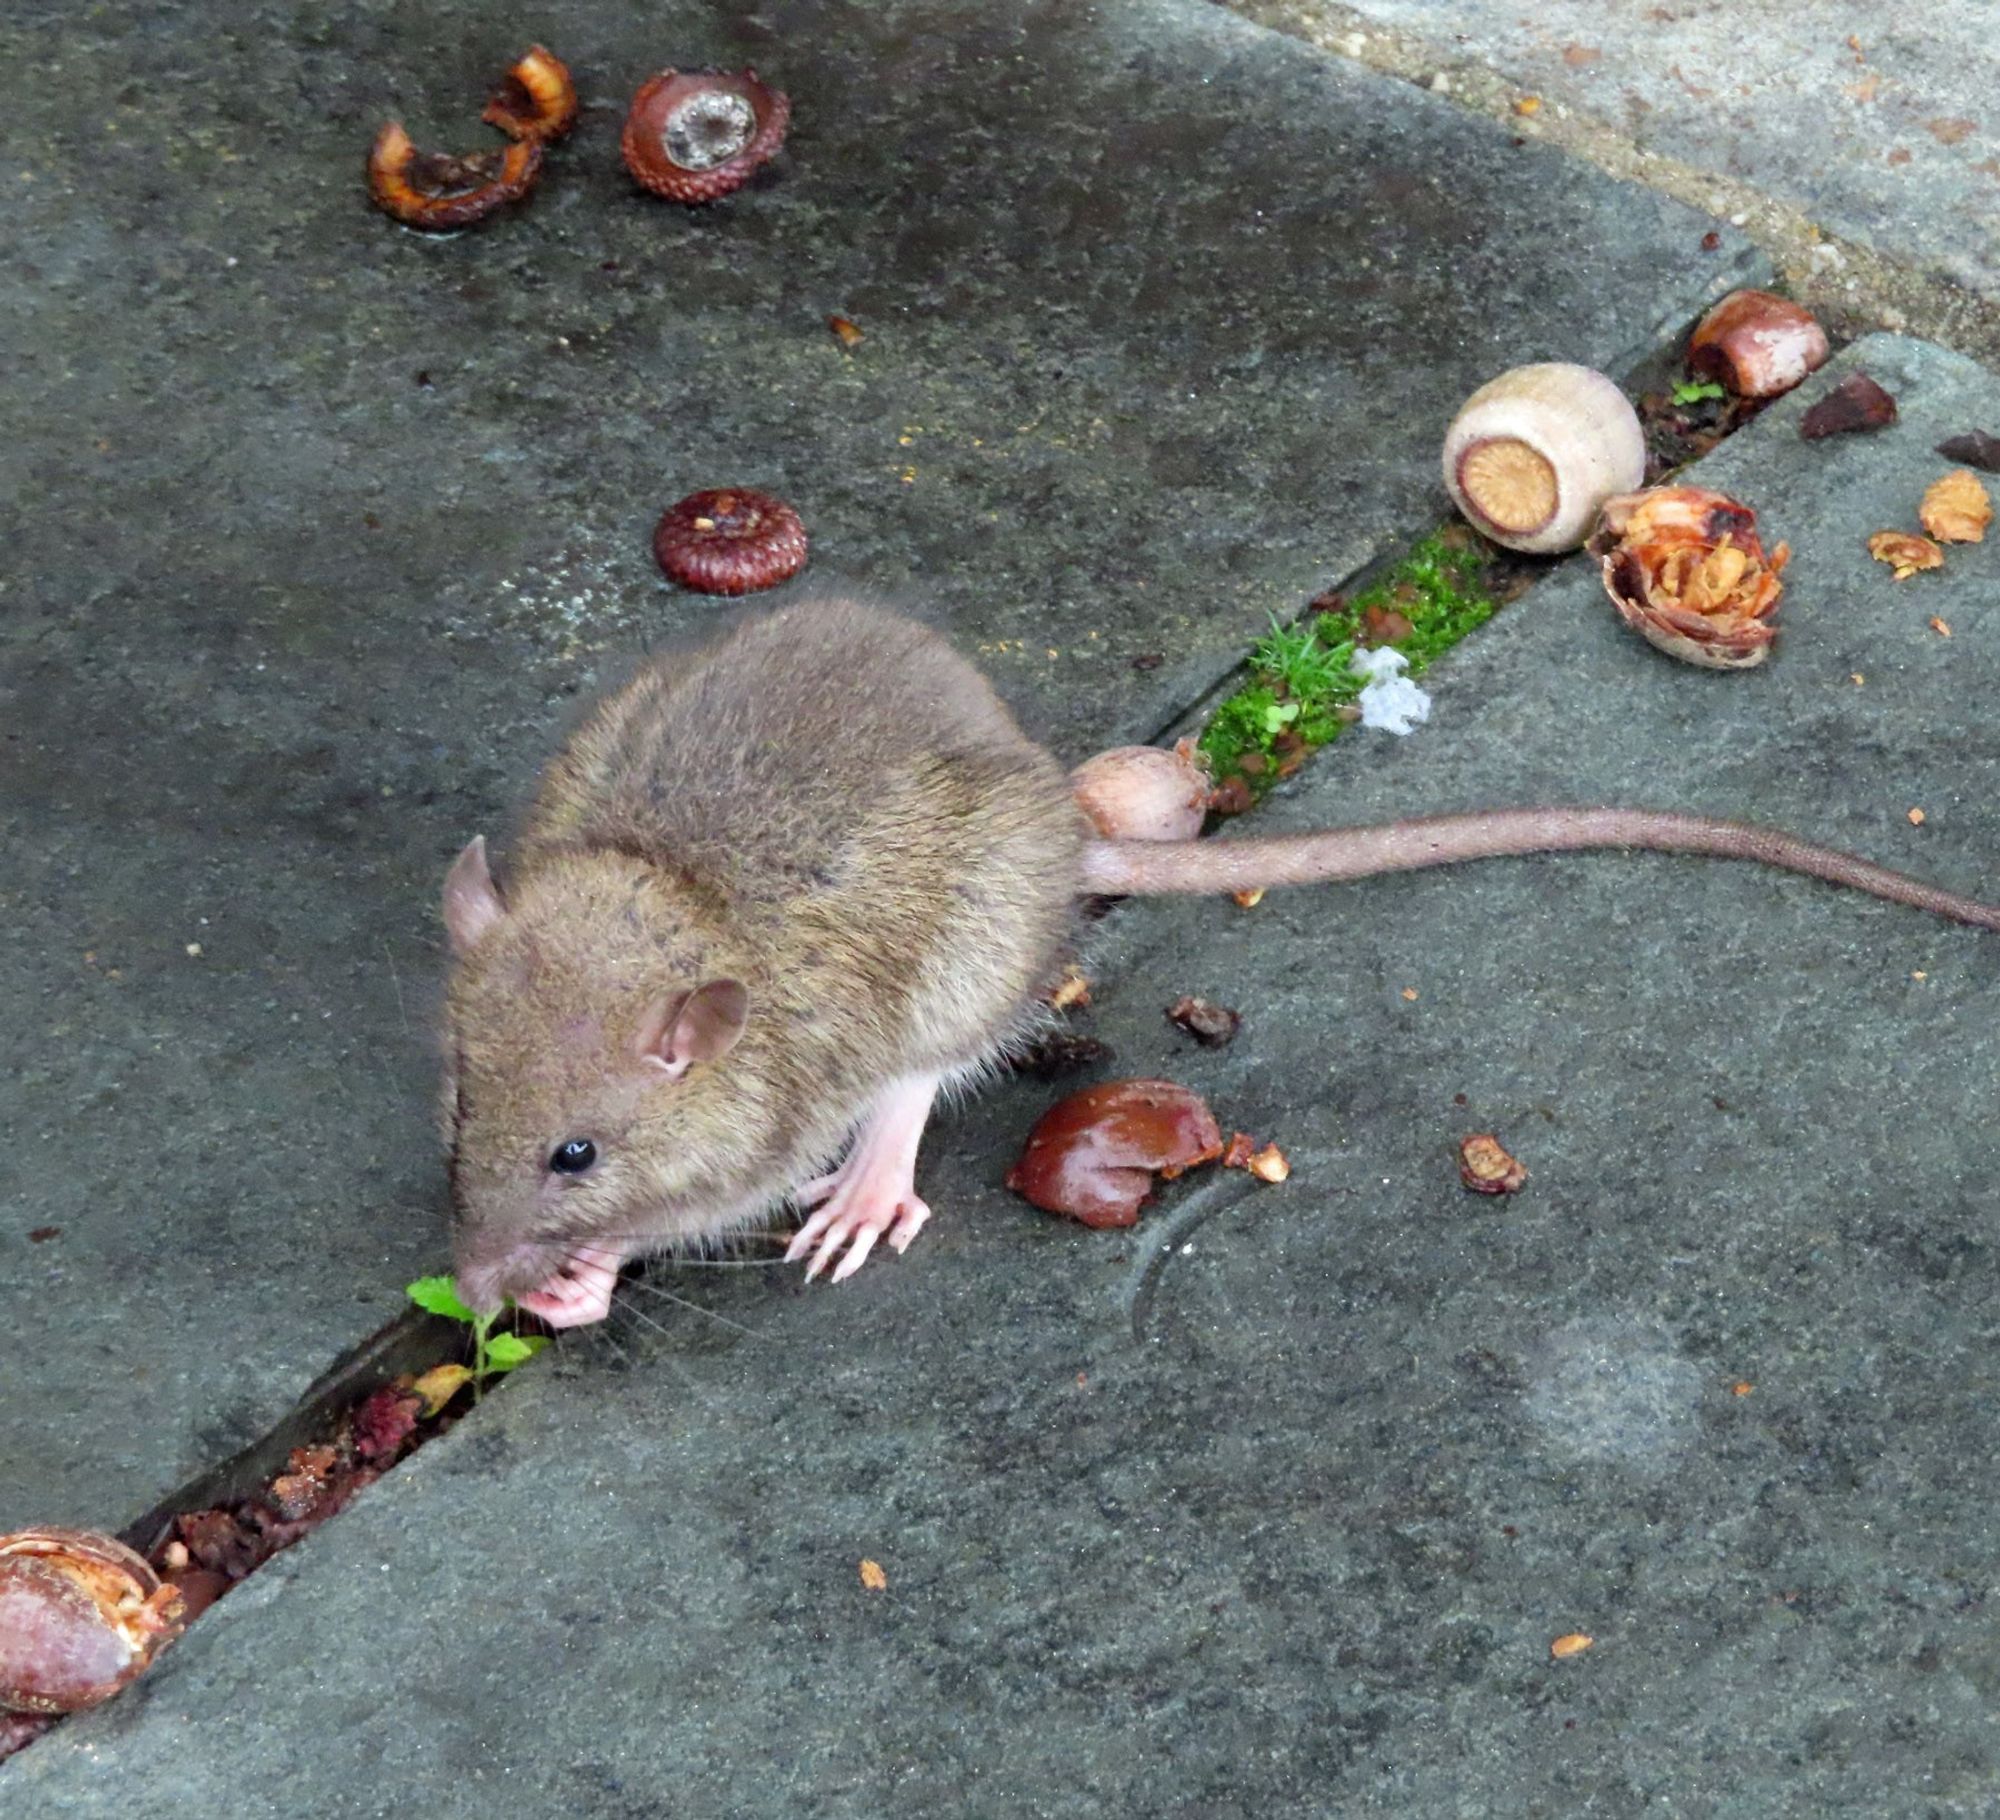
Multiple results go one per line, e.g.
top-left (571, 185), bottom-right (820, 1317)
top-left (1046, 966), bottom-right (1092, 1011)
top-left (1166, 996), bottom-right (1241, 1047)
top-left (0, 1529), bottom-right (185, 1714)
top-left (1868, 531), bottom-right (1944, 580)
top-left (367, 122), bottom-right (543, 231)
top-left (1798, 372), bottom-right (1898, 440)
top-left (1687, 290), bottom-right (1829, 399)
top-left (1246, 1142), bottom-right (1290, 1183)
top-left (1458, 1133), bottom-right (1527, 1194)
top-left (1935, 430), bottom-right (2000, 473)
top-left (1005, 1080), bottom-right (1223, 1228)
top-left (1920, 469), bottom-right (1992, 544)
top-left (1588, 487), bottom-right (1788, 669)
top-left (483, 45), bottom-right (578, 142)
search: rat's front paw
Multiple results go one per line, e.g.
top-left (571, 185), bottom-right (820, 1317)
top-left (515, 1245), bottom-right (625, 1327)
top-left (786, 1178), bottom-right (931, 1282)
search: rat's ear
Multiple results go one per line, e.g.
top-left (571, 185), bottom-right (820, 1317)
top-left (635, 979), bottom-right (749, 1081)
top-left (443, 836), bottom-right (506, 956)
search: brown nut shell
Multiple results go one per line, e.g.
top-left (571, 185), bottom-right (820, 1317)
top-left (1588, 486), bottom-right (1788, 670)
top-left (653, 488), bottom-right (809, 595)
top-left (1687, 289), bottom-right (1830, 399)
top-left (1070, 741), bottom-right (1211, 843)
top-left (622, 68), bottom-right (791, 202)
top-left (0, 1528), bottom-right (184, 1714)
top-left (1798, 372), bottom-right (1898, 441)
top-left (1005, 1079), bottom-right (1224, 1228)
top-left (367, 122), bottom-right (544, 230)
top-left (484, 45), bottom-right (578, 143)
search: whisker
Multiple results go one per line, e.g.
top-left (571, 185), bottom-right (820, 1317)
top-left (619, 1276), bottom-right (767, 1340)
top-left (584, 1324), bottom-right (635, 1373)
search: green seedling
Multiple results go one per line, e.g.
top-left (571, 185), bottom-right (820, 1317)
top-left (407, 1275), bottom-right (549, 1383)
top-left (1198, 529), bottom-right (1499, 789)
top-left (1670, 379), bottom-right (1727, 406)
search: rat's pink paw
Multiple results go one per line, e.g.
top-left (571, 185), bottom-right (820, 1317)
top-left (784, 1075), bottom-right (940, 1282)
top-left (515, 1245), bottom-right (624, 1328)
top-left (786, 1184), bottom-right (932, 1282)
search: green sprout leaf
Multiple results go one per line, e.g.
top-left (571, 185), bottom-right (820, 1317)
top-left (407, 1275), bottom-right (477, 1323)
top-left (1671, 379), bottom-right (1726, 405)
top-left (481, 1333), bottom-right (549, 1373)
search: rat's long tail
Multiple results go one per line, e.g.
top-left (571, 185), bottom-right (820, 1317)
top-left (1080, 807), bottom-right (2000, 932)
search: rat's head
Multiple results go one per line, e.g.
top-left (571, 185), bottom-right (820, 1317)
top-left (438, 837), bottom-right (767, 1312)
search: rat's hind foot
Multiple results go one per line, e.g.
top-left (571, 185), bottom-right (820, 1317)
top-left (785, 1075), bottom-right (941, 1282)
top-left (515, 1245), bottom-right (625, 1328)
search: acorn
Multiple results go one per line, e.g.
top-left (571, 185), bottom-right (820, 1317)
top-left (1441, 363), bottom-right (1646, 553)
top-left (1687, 290), bottom-right (1829, 399)
top-left (1070, 740), bottom-right (1212, 843)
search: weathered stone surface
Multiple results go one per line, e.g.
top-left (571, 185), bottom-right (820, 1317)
top-left (15, 336), bottom-right (1999, 1814)
top-left (0, 0), bottom-right (1756, 1532)
top-left (1242, 0), bottom-right (2000, 298)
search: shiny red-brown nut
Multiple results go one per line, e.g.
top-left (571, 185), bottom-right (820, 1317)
top-left (367, 121), bottom-right (544, 231)
top-left (1687, 289), bottom-right (1830, 399)
top-left (483, 45), bottom-right (578, 143)
top-left (0, 1528), bottom-right (185, 1714)
top-left (1070, 740), bottom-right (1211, 843)
top-left (1005, 1079), bottom-right (1224, 1228)
top-left (1587, 486), bottom-right (1788, 669)
top-left (621, 68), bottom-right (791, 203)
top-left (653, 488), bottom-right (809, 595)
top-left (1458, 1133), bottom-right (1528, 1195)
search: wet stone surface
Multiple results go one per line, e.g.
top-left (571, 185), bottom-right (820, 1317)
top-left (0, 0), bottom-right (1757, 1533)
top-left (13, 338), bottom-right (2000, 1812)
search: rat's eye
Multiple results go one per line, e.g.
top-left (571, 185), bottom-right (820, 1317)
top-left (549, 1137), bottom-right (598, 1175)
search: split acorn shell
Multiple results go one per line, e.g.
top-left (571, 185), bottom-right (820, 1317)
top-left (1442, 363), bottom-right (1646, 554)
top-left (0, 1528), bottom-right (185, 1714)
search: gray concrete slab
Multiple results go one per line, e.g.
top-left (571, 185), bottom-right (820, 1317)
top-left (0, 0), bottom-right (1760, 1532)
top-left (1240, 0), bottom-right (2000, 296)
top-left (14, 334), bottom-right (1999, 1813)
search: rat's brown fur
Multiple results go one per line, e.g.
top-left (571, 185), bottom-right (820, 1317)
top-left (445, 597), bottom-right (1083, 1301)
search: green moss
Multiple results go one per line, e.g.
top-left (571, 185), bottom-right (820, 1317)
top-left (1196, 528), bottom-right (1500, 794)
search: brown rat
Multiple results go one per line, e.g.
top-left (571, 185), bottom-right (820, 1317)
top-left (442, 594), bottom-right (2000, 1325)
